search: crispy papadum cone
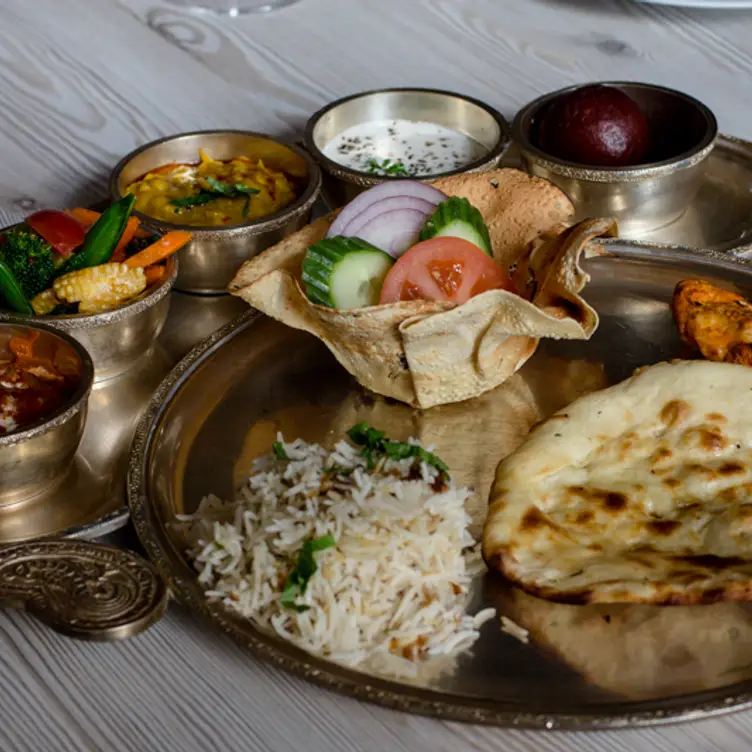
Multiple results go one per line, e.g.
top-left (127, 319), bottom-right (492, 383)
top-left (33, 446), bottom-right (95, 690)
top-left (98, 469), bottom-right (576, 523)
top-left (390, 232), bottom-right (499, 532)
top-left (230, 169), bottom-right (615, 408)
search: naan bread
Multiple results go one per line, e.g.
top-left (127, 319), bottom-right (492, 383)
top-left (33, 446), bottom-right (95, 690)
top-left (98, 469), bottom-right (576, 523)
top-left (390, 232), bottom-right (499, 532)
top-left (230, 170), bottom-right (613, 409)
top-left (483, 359), bottom-right (752, 605)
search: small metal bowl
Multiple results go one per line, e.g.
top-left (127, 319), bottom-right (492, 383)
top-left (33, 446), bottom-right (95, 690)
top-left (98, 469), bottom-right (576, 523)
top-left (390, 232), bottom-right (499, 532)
top-left (513, 82), bottom-right (718, 235)
top-left (110, 131), bottom-right (322, 294)
top-left (0, 255), bottom-right (176, 383)
top-left (304, 87), bottom-right (512, 207)
top-left (0, 321), bottom-right (93, 507)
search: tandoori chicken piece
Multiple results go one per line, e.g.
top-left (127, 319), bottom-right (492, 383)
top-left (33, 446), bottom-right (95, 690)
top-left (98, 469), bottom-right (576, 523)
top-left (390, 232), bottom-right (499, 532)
top-left (672, 279), bottom-right (752, 365)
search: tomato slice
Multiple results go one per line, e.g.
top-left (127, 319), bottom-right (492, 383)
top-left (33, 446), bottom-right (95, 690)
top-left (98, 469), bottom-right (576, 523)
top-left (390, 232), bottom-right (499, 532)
top-left (379, 237), bottom-right (515, 305)
top-left (25, 210), bottom-right (85, 257)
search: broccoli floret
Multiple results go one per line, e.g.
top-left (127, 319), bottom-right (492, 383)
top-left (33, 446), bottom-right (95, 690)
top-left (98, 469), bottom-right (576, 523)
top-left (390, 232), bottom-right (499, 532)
top-left (1, 228), bottom-right (55, 299)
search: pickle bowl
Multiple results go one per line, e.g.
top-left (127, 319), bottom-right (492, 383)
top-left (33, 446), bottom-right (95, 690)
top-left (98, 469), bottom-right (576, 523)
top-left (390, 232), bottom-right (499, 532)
top-left (512, 81), bottom-right (718, 236)
top-left (0, 321), bottom-right (94, 507)
top-left (0, 254), bottom-right (176, 383)
top-left (109, 130), bottom-right (322, 295)
top-left (303, 87), bottom-right (512, 208)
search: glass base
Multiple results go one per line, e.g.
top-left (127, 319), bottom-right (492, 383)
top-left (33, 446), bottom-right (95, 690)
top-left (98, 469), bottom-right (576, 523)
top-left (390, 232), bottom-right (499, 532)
top-left (163, 0), bottom-right (301, 14)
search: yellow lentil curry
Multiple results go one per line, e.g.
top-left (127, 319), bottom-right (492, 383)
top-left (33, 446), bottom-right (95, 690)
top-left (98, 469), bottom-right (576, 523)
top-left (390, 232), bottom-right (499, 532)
top-left (125, 150), bottom-right (298, 227)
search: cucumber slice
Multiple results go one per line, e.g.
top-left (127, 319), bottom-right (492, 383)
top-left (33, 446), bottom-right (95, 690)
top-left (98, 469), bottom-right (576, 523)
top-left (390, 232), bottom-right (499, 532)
top-left (301, 237), bottom-right (394, 309)
top-left (418, 196), bottom-right (493, 256)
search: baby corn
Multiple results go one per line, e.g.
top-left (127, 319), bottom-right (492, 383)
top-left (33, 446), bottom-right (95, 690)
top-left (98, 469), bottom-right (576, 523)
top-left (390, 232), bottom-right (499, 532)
top-left (30, 288), bottom-right (59, 315)
top-left (53, 263), bottom-right (146, 305)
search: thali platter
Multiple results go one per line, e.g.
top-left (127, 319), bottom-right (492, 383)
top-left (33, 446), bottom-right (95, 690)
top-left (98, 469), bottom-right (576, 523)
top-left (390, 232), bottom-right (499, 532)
top-left (130, 242), bottom-right (752, 729)
top-left (503, 134), bottom-right (752, 254)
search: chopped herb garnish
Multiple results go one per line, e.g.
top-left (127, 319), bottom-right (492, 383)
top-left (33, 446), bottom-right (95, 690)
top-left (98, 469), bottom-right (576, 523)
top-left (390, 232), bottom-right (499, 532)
top-left (346, 422), bottom-right (450, 478)
top-left (280, 535), bottom-right (336, 612)
top-left (170, 192), bottom-right (219, 209)
top-left (365, 157), bottom-right (409, 177)
top-left (325, 464), bottom-right (355, 476)
top-left (272, 441), bottom-right (288, 460)
top-left (170, 178), bottom-right (260, 216)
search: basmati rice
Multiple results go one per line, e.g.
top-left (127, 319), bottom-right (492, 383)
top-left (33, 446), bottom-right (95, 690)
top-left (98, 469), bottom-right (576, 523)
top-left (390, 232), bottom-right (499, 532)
top-left (176, 430), bottom-right (495, 679)
top-left (500, 615), bottom-right (530, 644)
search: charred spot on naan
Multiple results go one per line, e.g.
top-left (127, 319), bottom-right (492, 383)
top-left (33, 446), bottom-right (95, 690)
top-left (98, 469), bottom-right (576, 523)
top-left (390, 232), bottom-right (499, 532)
top-left (650, 446), bottom-right (673, 466)
top-left (646, 519), bottom-right (681, 536)
top-left (566, 486), bottom-right (628, 513)
top-left (719, 461), bottom-right (746, 475)
top-left (706, 412), bottom-right (728, 423)
top-left (679, 424), bottom-right (729, 453)
top-left (520, 506), bottom-right (565, 533)
top-left (659, 399), bottom-right (691, 427)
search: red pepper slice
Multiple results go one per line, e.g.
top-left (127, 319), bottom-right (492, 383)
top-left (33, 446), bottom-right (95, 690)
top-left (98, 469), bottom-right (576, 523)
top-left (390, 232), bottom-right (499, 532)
top-left (25, 210), bottom-right (86, 258)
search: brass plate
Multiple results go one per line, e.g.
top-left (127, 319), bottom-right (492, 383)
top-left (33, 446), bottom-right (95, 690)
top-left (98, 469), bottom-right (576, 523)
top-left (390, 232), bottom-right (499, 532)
top-left (504, 134), bottom-right (752, 254)
top-left (129, 243), bottom-right (752, 729)
top-left (0, 291), bottom-right (247, 544)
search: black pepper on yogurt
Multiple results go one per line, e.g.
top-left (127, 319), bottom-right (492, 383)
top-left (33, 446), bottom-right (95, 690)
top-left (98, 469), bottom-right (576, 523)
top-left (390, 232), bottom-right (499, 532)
top-left (323, 119), bottom-right (487, 178)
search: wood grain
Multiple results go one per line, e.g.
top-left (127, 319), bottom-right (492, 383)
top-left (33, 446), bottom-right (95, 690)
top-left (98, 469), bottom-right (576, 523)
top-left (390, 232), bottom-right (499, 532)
top-left (2, 0), bottom-right (752, 749)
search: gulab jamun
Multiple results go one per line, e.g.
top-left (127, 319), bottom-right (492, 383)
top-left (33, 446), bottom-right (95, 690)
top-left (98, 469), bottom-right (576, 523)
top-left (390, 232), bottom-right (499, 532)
top-left (536, 85), bottom-right (651, 167)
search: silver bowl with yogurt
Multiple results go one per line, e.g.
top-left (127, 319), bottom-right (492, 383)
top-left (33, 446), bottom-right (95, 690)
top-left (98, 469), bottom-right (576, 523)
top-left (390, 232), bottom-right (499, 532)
top-left (304, 88), bottom-right (512, 208)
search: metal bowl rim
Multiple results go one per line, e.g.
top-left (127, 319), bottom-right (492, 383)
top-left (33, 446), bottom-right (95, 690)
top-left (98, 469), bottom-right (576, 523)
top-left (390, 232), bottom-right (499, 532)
top-left (0, 320), bottom-right (94, 447)
top-left (109, 130), bottom-right (323, 235)
top-left (0, 255), bottom-right (177, 330)
top-left (303, 87), bottom-right (512, 183)
top-left (128, 243), bottom-right (752, 729)
top-left (512, 80), bottom-right (719, 177)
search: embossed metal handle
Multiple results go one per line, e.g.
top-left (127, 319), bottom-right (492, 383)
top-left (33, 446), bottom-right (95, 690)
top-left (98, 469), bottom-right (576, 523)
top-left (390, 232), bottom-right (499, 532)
top-left (0, 540), bottom-right (169, 641)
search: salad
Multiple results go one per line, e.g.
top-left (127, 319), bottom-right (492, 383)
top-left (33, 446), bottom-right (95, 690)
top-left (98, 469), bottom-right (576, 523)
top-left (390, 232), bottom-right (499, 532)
top-left (229, 169), bottom-right (612, 409)
top-left (0, 196), bottom-right (191, 316)
top-left (299, 181), bottom-right (516, 310)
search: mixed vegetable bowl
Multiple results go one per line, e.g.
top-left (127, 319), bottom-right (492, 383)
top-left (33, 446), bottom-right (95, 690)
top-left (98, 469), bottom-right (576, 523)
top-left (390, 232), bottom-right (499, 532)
top-left (0, 195), bottom-right (191, 317)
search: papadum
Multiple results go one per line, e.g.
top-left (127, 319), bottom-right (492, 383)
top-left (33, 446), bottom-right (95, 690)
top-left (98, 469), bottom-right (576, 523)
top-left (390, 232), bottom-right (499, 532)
top-left (230, 169), bottom-right (615, 408)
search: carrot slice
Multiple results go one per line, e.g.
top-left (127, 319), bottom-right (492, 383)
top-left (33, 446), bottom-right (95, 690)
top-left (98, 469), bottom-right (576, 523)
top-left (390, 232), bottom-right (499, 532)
top-left (124, 231), bottom-right (192, 268)
top-left (67, 209), bottom-right (142, 262)
top-left (66, 208), bottom-right (100, 228)
top-left (110, 216), bottom-right (141, 261)
top-left (68, 207), bottom-right (149, 237)
top-left (144, 265), bottom-right (166, 285)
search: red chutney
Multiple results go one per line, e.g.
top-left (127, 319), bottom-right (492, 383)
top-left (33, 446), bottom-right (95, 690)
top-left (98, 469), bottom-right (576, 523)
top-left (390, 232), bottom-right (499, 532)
top-left (0, 332), bottom-right (81, 434)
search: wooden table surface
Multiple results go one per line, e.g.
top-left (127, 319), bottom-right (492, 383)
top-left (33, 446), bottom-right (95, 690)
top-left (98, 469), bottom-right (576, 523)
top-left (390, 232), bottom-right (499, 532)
top-left (3, 0), bottom-right (752, 749)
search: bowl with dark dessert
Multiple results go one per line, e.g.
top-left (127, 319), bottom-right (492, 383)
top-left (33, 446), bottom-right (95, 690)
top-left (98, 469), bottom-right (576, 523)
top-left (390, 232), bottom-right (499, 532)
top-left (513, 82), bottom-right (717, 235)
